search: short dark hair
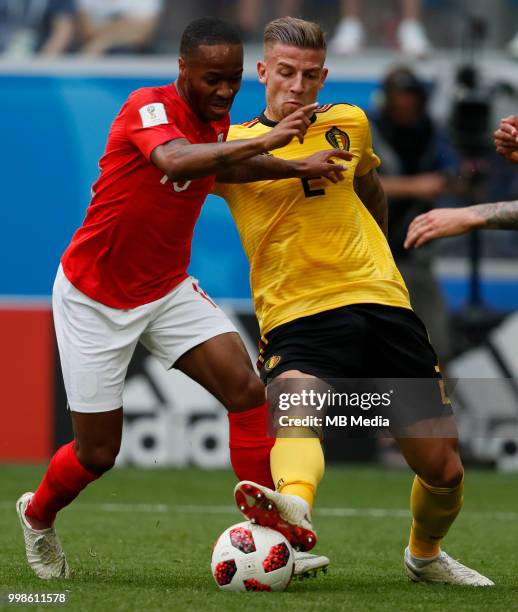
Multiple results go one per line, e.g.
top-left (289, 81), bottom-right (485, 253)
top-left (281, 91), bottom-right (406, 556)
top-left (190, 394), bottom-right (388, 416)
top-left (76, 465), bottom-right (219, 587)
top-left (180, 17), bottom-right (242, 58)
top-left (264, 17), bottom-right (326, 52)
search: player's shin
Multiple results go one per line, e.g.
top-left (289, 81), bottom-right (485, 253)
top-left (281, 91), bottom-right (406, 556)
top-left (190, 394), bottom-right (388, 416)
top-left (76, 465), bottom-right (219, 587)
top-left (25, 442), bottom-right (99, 527)
top-left (270, 433), bottom-right (325, 508)
top-left (228, 401), bottom-right (275, 489)
top-left (408, 475), bottom-right (464, 559)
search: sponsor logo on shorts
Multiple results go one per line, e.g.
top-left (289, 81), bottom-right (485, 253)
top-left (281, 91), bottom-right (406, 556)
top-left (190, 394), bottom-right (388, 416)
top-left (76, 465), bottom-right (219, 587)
top-left (264, 355), bottom-right (281, 371)
top-left (325, 126), bottom-right (350, 151)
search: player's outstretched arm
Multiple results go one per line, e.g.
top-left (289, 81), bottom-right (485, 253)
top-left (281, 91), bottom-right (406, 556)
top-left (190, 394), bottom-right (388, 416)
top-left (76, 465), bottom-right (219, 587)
top-left (404, 201), bottom-right (518, 249)
top-left (494, 115), bottom-right (518, 164)
top-left (151, 104), bottom-right (318, 182)
top-left (216, 149), bottom-right (353, 184)
top-left (354, 169), bottom-right (388, 236)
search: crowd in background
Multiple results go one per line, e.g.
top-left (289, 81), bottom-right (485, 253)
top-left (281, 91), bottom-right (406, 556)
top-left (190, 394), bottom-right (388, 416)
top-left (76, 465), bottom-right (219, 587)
top-left (0, 0), bottom-right (162, 56)
top-left (2, 0), bottom-right (518, 58)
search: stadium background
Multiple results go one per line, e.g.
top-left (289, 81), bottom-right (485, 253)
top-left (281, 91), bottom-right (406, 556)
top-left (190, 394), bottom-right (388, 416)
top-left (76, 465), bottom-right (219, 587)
top-left (2, 3), bottom-right (518, 608)
top-left (1, 1), bottom-right (518, 470)
top-left (3, 66), bottom-right (518, 470)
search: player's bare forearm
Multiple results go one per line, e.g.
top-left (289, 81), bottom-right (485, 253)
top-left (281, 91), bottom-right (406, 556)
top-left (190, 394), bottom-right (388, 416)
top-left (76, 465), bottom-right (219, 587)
top-left (216, 149), bottom-right (353, 183)
top-left (216, 154), bottom-right (294, 183)
top-left (153, 104), bottom-right (324, 181)
top-left (473, 201), bottom-right (518, 229)
top-left (354, 170), bottom-right (388, 236)
top-left (404, 201), bottom-right (518, 249)
top-left (152, 137), bottom-right (269, 182)
top-left (153, 104), bottom-right (332, 181)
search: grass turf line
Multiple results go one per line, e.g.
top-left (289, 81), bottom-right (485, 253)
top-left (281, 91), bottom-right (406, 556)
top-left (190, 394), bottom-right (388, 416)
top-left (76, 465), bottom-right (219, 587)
top-left (1, 465), bottom-right (518, 611)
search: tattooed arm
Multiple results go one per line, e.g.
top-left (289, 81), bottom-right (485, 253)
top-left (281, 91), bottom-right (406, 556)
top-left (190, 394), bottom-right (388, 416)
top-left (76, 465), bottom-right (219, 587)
top-left (405, 201), bottom-right (518, 249)
top-left (476, 201), bottom-right (518, 229)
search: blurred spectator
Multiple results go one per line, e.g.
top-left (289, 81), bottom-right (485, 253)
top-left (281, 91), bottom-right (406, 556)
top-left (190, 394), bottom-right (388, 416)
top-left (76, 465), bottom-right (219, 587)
top-left (233, 0), bottom-right (300, 41)
top-left (509, 34), bottom-right (518, 59)
top-left (370, 67), bottom-right (458, 363)
top-left (0, 0), bottom-right (77, 57)
top-left (507, 0), bottom-right (518, 58)
top-left (329, 0), bottom-right (431, 57)
top-left (77, 0), bottom-right (162, 55)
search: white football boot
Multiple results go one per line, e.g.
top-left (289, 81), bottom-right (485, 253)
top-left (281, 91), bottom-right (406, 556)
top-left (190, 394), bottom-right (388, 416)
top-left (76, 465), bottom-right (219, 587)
top-left (329, 18), bottom-right (365, 55)
top-left (398, 20), bottom-right (431, 58)
top-left (16, 492), bottom-right (69, 579)
top-left (293, 551), bottom-right (330, 579)
top-left (234, 481), bottom-right (317, 551)
top-left (404, 547), bottom-right (494, 586)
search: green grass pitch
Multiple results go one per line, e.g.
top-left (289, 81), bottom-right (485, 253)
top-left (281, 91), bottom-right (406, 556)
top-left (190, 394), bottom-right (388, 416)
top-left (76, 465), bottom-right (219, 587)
top-left (1, 465), bottom-right (518, 611)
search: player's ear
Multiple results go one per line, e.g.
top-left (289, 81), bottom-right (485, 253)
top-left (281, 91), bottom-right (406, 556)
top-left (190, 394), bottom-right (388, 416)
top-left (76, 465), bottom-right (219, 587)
top-left (319, 67), bottom-right (328, 90)
top-left (178, 56), bottom-right (186, 79)
top-left (257, 61), bottom-right (267, 85)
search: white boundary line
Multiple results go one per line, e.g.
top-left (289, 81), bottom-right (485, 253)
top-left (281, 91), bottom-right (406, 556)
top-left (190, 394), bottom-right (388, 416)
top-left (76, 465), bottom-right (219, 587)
top-left (1, 501), bottom-right (518, 521)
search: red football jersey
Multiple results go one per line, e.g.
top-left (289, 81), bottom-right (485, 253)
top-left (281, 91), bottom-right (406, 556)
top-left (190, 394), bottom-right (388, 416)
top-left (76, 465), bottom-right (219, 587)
top-left (61, 83), bottom-right (229, 308)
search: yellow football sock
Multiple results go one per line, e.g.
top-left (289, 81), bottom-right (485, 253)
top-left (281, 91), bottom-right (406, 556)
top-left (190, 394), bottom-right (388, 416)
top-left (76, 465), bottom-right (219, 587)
top-left (270, 435), bottom-right (325, 509)
top-left (408, 475), bottom-right (464, 559)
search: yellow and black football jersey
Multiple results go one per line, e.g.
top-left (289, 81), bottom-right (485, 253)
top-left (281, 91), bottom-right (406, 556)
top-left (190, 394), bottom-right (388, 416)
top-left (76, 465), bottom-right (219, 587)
top-left (214, 103), bottom-right (411, 336)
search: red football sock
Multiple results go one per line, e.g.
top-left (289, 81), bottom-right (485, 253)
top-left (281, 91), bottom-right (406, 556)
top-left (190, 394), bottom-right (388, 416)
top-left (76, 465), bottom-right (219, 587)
top-left (228, 401), bottom-right (275, 489)
top-left (25, 442), bottom-right (99, 526)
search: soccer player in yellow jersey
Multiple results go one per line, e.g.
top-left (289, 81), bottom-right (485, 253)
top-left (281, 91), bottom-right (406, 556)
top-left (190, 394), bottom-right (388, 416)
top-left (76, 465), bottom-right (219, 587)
top-left (214, 17), bottom-right (494, 586)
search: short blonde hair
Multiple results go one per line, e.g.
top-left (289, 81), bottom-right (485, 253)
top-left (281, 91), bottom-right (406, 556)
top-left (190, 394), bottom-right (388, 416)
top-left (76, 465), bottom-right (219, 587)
top-left (264, 17), bottom-right (326, 52)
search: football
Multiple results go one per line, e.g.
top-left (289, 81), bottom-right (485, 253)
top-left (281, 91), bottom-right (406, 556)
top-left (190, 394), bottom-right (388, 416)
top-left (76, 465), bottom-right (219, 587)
top-left (211, 521), bottom-right (295, 592)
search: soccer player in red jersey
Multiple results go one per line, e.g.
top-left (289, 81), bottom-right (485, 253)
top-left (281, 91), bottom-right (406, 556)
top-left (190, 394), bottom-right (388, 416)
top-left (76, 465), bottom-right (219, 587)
top-left (16, 17), bottom-right (351, 580)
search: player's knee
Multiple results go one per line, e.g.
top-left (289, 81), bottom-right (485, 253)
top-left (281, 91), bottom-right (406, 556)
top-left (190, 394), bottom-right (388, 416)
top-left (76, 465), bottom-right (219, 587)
top-left (441, 455), bottom-right (464, 488)
top-left (76, 443), bottom-right (119, 475)
top-left (226, 373), bottom-right (265, 412)
top-left (421, 450), bottom-right (464, 489)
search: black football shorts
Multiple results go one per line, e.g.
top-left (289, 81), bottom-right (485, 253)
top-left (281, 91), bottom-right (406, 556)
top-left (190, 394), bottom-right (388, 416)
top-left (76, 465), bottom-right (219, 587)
top-left (258, 304), bottom-right (454, 433)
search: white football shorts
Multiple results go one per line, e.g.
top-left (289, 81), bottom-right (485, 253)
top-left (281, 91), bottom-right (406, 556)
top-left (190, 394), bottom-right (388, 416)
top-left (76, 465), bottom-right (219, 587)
top-left (52, 265), bottom-right (237, 413)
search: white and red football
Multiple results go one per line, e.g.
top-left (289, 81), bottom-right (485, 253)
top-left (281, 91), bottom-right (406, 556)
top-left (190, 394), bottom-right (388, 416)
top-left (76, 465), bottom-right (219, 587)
top-left (211, 521), bottom-right (294, 592)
